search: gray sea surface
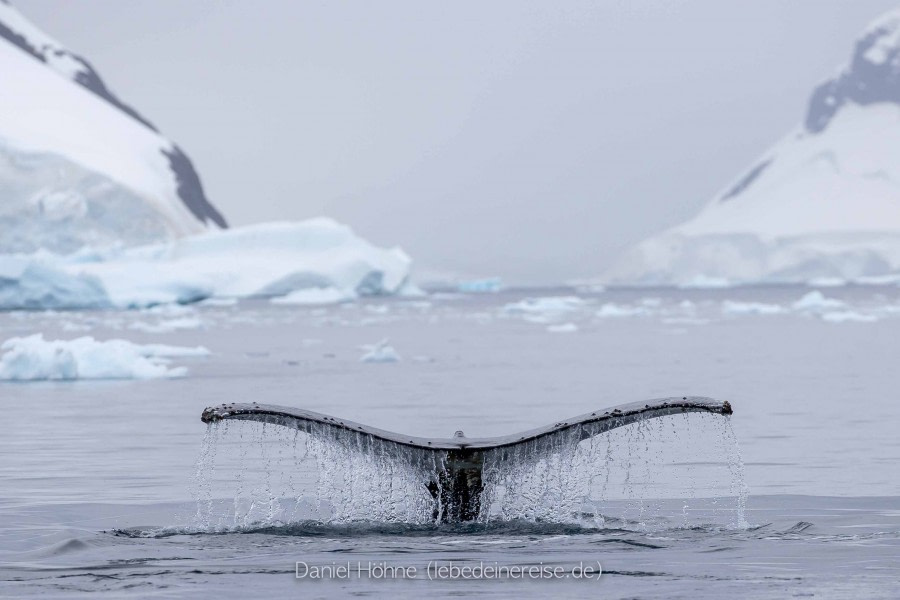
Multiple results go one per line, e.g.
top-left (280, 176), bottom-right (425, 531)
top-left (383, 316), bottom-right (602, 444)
top-left (1, 287), bottom-right (899, 598)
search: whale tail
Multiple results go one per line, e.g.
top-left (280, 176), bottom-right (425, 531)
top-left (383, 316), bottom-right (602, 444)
top-left (201, 396), bottom-right (732, 522)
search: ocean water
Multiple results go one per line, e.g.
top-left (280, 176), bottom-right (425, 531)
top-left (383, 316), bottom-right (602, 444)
top-left (1, 287), bottom-right (899, 598)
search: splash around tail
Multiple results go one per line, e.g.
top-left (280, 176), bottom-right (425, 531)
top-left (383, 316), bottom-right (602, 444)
top-left (200, 397), bottom-right (733, 523)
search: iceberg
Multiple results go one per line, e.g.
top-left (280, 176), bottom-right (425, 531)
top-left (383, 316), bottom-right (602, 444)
top-left (0, 256), bottom-right (108, 310)
top-left (0, 219), bottom-right (412, 310)
top-left (0, 334), bottom-right (209, 380)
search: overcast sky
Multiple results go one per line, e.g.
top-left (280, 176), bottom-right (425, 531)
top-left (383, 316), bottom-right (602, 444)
top-left (15, 0), bottom-right (900, 284)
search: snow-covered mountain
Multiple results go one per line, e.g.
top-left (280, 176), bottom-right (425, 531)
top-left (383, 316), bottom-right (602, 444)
top-left (606, 9), bottom-right (900, 287)
top-left (0, 3), bottom-right (415, 309)
top-left (0, 1), bottom-right (226, 255)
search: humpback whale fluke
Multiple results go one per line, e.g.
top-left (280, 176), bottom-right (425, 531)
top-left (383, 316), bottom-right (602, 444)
top-left (201, 396), bottom-right (732, 522)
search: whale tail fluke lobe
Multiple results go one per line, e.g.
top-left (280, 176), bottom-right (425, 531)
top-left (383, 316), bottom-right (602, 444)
top-left (200, 397), bottom-right (732, 522)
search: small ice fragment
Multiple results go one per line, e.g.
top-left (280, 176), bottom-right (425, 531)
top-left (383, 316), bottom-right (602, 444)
top-left (359, 339), bottom-right (401, 363)
top-left (503, 296), bottom-right (585, 315)
top-left (721, 300), bottom-right (785, 315)
top-left (678, 275), bottom-right (731, 289)
top-left (364, 304), bottom-right (390, 314)
top-left (61, 321), bottom-right (92, 332)
top-left (128, 317), bottom-right (204, 333)
top-left (820, 311), bottom-right (878, 323)
top-left (595, 303), bottom-right (647, 318)
top-left (792, 291), bottom-right (845, 311)
top-left (457, 278), bottom-right (503, 293)
top-left (547, 322), bottom-right (578, 333)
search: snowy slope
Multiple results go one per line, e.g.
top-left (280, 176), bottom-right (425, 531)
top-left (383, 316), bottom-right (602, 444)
top-left (0, 1), bottom-right (226, 254)
top-left (606, 9), bottom-right (900, 286)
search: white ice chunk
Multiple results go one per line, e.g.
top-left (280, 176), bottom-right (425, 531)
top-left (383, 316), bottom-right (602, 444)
top-left (721, 300), bottom-right (786, 315)
top-left (128, 317), bottom-right (204, 333)
top-left (0, 255), bottom-right (109, 310)
top-left (503, 296), bottom-right (585, 315)
top-left (595, 303), bottom-right (648, 318)
top-left (792, 291), bottom-right (845, 311)
top-left (547, 322), bottom-right (579, 333)
top-left (0, 334), bottom-right (209, 380)
top-left (820, 311), bottom-right (878, 323)
top-left (677, 275), bottom-right (732, 289)
top-left (359, 339), bottom-right (401, 363)
top-left (457, 278), bottom-right (503, 293)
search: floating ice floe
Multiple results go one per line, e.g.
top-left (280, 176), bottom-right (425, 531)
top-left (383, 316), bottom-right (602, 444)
top-left (0, 219), bottom-right (411, 310)
top-left (60, 321), bottom-right (92, 332)
top-left (359, 339), bottom-right (401, 363)
top-left (128, 316), bottom-right (204, 333)
top-left (457, 278), bottom-right (503, 293)
top-left (547, 322), bottom-right (579, 333)
top-left (503, 296), bottom-right (586, 313)
top-left (502, 296), bottom-right (586, 323)
top-left (595, 303), bottom-right (648, 318)
top-left (677, 275), bottom-right (732, 289)
top-left (0, 334), bottom-right (209, 380)
top-left (721, 300), bottom-right (786, 315)
top-left (364, 304), bottom-right (391, 315)
top-left (197, 297), bottom-right (238, 307)
top-left (820, 311), bottom-right (879, 323)
top-left (792, 290), bottom-right (845, 311)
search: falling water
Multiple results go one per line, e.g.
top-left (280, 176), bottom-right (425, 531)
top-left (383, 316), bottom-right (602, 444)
top-left (192, 412), bottom-right (748, 530)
